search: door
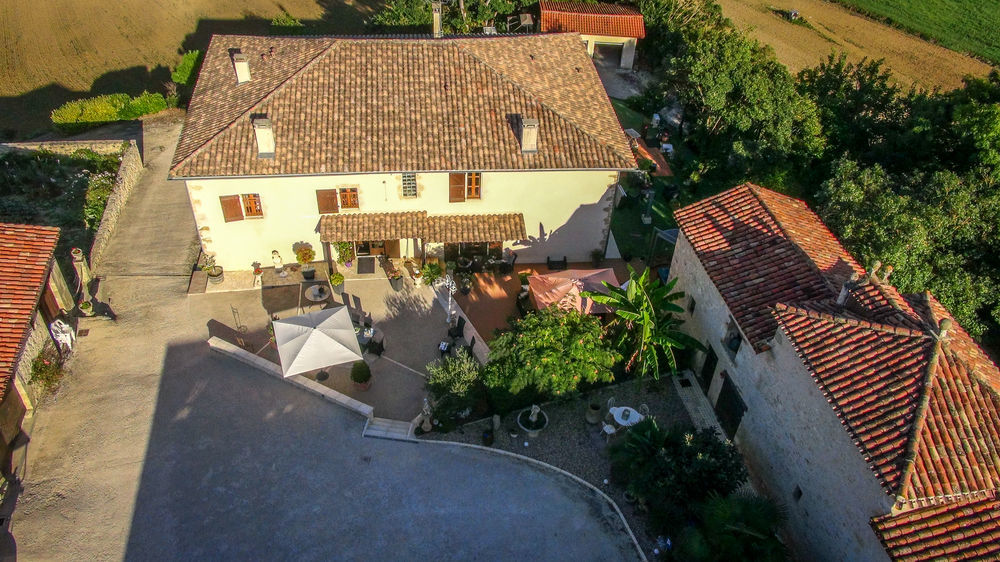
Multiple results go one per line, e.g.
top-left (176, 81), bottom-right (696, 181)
top-left (592, 44), bottom-right (622, 68)
top-left (385, 239), bottom-right (401, 259)
top-left (714, 371), bottom-right (747, 440)
top-left (39, 284), bottom-right (60, 323)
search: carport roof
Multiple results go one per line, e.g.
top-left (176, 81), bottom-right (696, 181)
top-left (318, 212), bottom-right (526, 243)
top-left (540, 2), bottom-right (646, 39)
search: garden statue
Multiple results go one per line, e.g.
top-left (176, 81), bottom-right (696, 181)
top-left (272, 250), bottom-right (286, 277)
top-left (529, 404), bottom-right (541, 424)
top-left (517, 403), bottom-right (548, 438)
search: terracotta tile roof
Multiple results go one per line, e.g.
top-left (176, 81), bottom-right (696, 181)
top-left (540, 2), bottom-right (646, 39)
top-left (425, 213), bottom-right (526, 243)
top-left (317, 211), bottom-right (526, 244)
top-left (319, 212), bottom-right (427, 243)
top-left (872, 494), bottom-right (1000, 561)
top-left (0, 223), bottom-right (59, 399)
top-left (674, 183), bottom-right (922, 350)
top-left (678, 184), bottom-right (1000, 559)
top-left (171, 34), bottom-right (635, 178)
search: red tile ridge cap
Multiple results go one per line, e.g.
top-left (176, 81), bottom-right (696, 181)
top-left (772, 302), bottom-right (928, 340)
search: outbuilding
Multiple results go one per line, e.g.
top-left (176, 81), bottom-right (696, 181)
top-left (539, 2), bottom-right (646, 69)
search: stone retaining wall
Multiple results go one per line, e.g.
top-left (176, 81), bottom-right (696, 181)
top-left (0, 139), bottom-right (128, 156)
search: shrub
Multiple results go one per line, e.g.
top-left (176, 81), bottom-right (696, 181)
top-left (426, 348), bottom-right (482, 427)
top-left (420, 262), bottom-right (443, 285)
top-left (350, 361), bottom-right (371, 383)
top-left (171, 50), bottom-right (204, 86)
top-left (83, 171), bottom-right (115, 230)
top-left (29, 345), bottom-right (65, 392)
top-left (271, 10), bottom-right (306, 35)
top-left (295, 244), bottom-right (316, 265)
top-left (334, 241), bottom-right (355, 264)
top-left (485, 307), bottom-right (619, 396)
top-left (51, 91), bottom-right (167, 133)
top-left (330, 273), bottom-right (345, 286)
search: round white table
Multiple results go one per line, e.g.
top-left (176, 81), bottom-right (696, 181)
top-left (610, 406), bottom-right (644, 427)
top-left (304, 284), bottom-right (330, 302)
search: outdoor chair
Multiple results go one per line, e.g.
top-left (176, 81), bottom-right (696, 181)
top-left (547, 256), bottom-right (568, 271)
top-left (448, 316), bottom-right (466, 340)
top-left (499, 251), bottom-right (518, 274)
top-left (457, 336), bottom-right (476, 357)
top-left (639, 404), bottom-right (650, 416)
top-left (366, 337), bottom-right (385, 357)
top-left (601, 422), bottom-right (617, 442)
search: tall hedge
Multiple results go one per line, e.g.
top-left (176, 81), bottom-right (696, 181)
top-left (51, 91), bottom-right (167, 133)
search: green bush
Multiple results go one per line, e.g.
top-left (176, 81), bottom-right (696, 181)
top-left (171, 50), bottom-right (203, 86)
top-left (334, 241), bottom-right (355, 264)
top-left (271, 10), bottom-right (306, 35)
top-left (29, 346), bottom-right (65, 392)
top-left (51, 91), bottom-right (167, 132)
top-left (83, 171), bottom-right (115, 230)
top-left (350, 361), bottom-right (371, 383)
top-left (420, 262), bottom-right (443, 285)
top-left (330, 273), bottom-right (345, 286)
top-left (426, 348), bottom-right (482, 427)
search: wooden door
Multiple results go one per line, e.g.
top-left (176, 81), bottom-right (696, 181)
top-left (385, 239), bottom-right (401, 258)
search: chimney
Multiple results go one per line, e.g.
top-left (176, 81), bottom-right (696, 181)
top-left (867, 260), bottom-right (882, 278)
top-left (882, 265), bottom-right (894, 281)
top-left (432, 0), bottom-right (443, 38)
top-left (938, 318), bottom-right (953, 339)
top-left (520, 118), bottom-right (539, 153)
top-left (836, 272), bottom-right (860, 306)
top-left (233, 53), bottom-right (251, 84)
top-left (252, 117), bottom-right (275, 158)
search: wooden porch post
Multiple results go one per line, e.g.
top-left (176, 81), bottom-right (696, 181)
top-left (323, 241), bottom-right (334, 275)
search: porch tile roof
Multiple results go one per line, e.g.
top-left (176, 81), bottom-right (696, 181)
top-left (0, 223), bottom-right (59, 399)
top-left (319, 211), bottom-right (427, 243)
top-left (317, 212), bottom-right (526, 244)
top-left (424, 213), bottom-right (526, 243)
top-left (539, 2), bottom-right (646, 39)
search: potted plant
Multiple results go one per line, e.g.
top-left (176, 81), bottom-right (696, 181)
top-left (420, 262), bottom-right (443, 285)
top-left (295, 244), bottom-right (316, 280)
top-left (456, 256), bottom-right (473, 271)
top-left (591, 248), bottom-right (604, 268)
top-left (77, 300), bottom-right (95, 317)
top-left (202, 255), bottom-right (224, 284)
top-left (351, 360), bottom-right (372, 390)
top-left (456, 272), bottom-right (473, 295)
top-left (267, 322), bottom-right (276, 349)
top-left (388, 270), bottom-right (404, 291)
top-left (335, 242), bottom-right (355, 268)
top-left (331, 273), bottom-right (345, 295)
top-left (518, 271), bottom-right (530, 291)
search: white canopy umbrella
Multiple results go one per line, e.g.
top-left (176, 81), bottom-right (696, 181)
top-left (272, 306), bottom-right (364, 377)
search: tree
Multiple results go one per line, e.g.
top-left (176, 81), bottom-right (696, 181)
top-left (675, 492), bottom-right (789, 562)
top-left (583, 265), bottom-right (702, 379)
top-left (426, 348), bottom-right (483, 423)
top-left (484, 307), bottom-right (619, 396)
top-left (369, 0), bottom-right (533, 34)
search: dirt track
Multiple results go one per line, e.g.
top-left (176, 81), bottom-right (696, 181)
top-left (717, 0), bottom-right (994, 91)
top-left (0, 0), bottom-right (381, 137)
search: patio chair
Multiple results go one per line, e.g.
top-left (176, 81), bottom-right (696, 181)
top-left (547, 256), bottom-right (568, 271)
top-left (601, 422), bottom-right (617, 442)
top-left (457, 336), bottom-right (476, 357)
top-left (638, 403), bottom-right (650, 416)
top-left (366, 337), bottom-right (385, 357)
top-left (499, 251), bottom-right (518, 274)
top-left (448, 316), bottom-right (466, 340)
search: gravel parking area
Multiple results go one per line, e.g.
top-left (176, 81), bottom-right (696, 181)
top-left (422, 377), bottom-right (693, 557)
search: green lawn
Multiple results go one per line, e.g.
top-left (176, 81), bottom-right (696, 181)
top-left (833, 0), bottom-right (1000, 64)
top-left (610, 177), bottom-right (677, 263)
top-left (610, 98), bottom-right (648, 132)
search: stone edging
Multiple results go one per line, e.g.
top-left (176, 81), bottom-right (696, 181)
top-left (421, 439), bottom-right (648, 562)
top-left (89, 140), bottom-right (142, 269)
top-left (206, 336), bottom-right (374, 419)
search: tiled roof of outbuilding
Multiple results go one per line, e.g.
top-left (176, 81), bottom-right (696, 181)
top-left (0, 223), bottom-right (59, 399)
top-left (872, 494), bottom-right (1000, 561)
top-left (170, 34), bottom-right (636, 178)
top-left (675, 184), bottom-right (1000, 561)
top-left (540, 2), bottom-right (646, 39)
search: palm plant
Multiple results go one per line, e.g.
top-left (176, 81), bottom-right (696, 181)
top-left (676, 491), bottom-right (789, 561)
top-left (583, 265), bottom-right (702, 378)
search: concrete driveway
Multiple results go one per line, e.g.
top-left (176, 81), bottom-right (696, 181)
top-left (12, 117), bottom-right (641, 560)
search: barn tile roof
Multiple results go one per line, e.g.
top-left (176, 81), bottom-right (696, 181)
top-left (539, 2), bottom-right (646, 39)
top-left (872, 494), bottom-right (1000, 561)
top-left (424, 213), bottom-right (526, 243)
top-left (675, 184), bottom-right (1000, 560)
top-left (317, 211), bottom-right (526, 244)
top-left (0, 223), bottom-right (59, 399)
top-left (170, 34), bottom-right (635, 178)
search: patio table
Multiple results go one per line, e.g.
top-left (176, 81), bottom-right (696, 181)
top-left (609, 406), bottom-right (644, 427)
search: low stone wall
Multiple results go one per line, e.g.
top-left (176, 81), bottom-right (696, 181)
top-left (0, 139), bottom-right (128, 156)
top-left (13, 313), bottom-right (51, 410)
top-left (88, 140), bottom-right (142, 269)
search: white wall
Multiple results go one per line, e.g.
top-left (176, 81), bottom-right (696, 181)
top-left (669, 232), bottom-right (893, 562)
top-left (580, 35), bottom-right (638, 69)
top-left (183, 170), bottom-right (617, 271)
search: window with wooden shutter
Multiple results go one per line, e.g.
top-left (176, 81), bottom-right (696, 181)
top-left (449, 173), bottom-right (466, 202)
top-left (241, 194), bottom-right (263, 218)
top-left (339, 187), bottom-right (359, 209)
top-left (316, 189), bottom-right (340, 214)
top-left (220, 195), bottom-right (244, 222)
top-left (466, 172), bottom-right (481, 199)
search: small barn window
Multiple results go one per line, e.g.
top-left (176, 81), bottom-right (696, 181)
top-left (401, 173), bottom-right (417, 198)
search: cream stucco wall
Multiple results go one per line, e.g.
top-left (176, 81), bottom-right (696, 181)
top-left (183, 170), bottom-right (618, 271)
top-left (581, 35), bottom-right (637, 69)
top-left (669, 232), bottom-right (893, 562)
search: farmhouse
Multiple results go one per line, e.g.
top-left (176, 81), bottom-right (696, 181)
top-left (539, 2), bottom-right (646, 70)
top-left (0, 224), bottom-right (74, 469)
top-left (669, 184), bottom-right (1000, 561)
top-left (169, 33), bottom-right (636, 273)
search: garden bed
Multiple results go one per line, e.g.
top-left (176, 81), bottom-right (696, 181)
top-left (0, 144), bottom-right (126, 266)
top-left (422, 377), bottom-right (692, 558)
